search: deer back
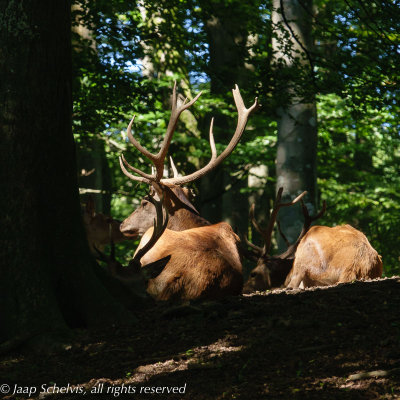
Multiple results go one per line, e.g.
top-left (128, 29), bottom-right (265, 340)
top-left (136, 222), bottom-right (243, 301)
top-left (285, 224), bottom-right (383, 288)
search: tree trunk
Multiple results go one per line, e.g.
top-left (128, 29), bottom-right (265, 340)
top-left (272, 0), bottom-right (318, 250)
top-left (0, 0), bottom-right (132, 348)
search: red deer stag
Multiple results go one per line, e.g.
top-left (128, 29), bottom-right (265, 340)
top-left (82, 197), bottom-right (126, 254)
top-left (95, 193), bottom-right (171, 297)
top-left (119, 83), bottom-right (259, 301)
top-left (242, 187), bottom-right (312, 293)
top-left (243, 189), bottom-right (383, 291)
top-left (284, 224), bottom-right (383, 288)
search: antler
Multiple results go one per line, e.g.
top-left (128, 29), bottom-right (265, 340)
top-left (169, 156), bottom-right (179, 178)
top-left (278, 199), bottom-right (327, 259)
top-left (129, 192), bottom-right (169, 267)
top-left (250, 187), bottom-right (307, 257)
top-left (276, 220), bottom-right (291, 248)
top-left (120, 82), bottom-right (259, 186)
top-left (242, 233), bottom-right (264, 258)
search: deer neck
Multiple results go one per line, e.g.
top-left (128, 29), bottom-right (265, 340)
top-left (166, 207), bottom-right (210, 231)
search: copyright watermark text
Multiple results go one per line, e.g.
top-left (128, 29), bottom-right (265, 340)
top-left (1, 383), bottom-right (187, 397)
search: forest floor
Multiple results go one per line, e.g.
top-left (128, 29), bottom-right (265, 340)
top-left (1, 277), bottom-right (400, 400)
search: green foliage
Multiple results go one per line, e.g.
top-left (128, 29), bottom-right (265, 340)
top-left (314, 0), bottom-right (400, 110)
top-left (72, 0), bottom-right (400, 274)
top-left (317, 94), bottom-right (400, 273)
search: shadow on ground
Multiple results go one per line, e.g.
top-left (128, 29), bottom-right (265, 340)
top-left (1, 277), bottom-right (400, 399)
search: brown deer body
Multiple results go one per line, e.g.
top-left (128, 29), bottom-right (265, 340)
top-left (118, 83), bottom-right (258, 301)
top-left (243, 191), bottom-right (383, 292)
top-left (121, 186), bottom-right (242, 301)
top-left (138, 222), bottom-right (242, 300)
top-left (284, 224), bottom-right (383, 288)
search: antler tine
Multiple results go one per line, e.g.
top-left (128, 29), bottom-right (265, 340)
top-left (259, 187), bottom-right (283, 255)
top-left (249, 203), bottom-right (269, 238)
top-left (261, 188), bottom-right (307, 256)
top-left (243, 234), bottom-right (264, 256)
top-left (163, 85), bottom-right (259, 185)
top-left (280, 199), bottom-right (326, 259)
top-left (237, 233), bottom-right (263, 261)
top-left (126, 116), bottom-right (157, 162)
top-left (276, 220), bottom-right (291, 248)
top-left (169, 156), bottom-right (179, 178)
top-left (124, 115), bottom-right (161, 182)
top-left (298, 199), bottom-right (327, 237)
top-left (155, 82), bottom-right (202, 180)
top-left (119, 155), bottom-right (154, 183)
top-left (131, 193), bottom-right (169, 264)
top-left (209, 117), bottom-right (217, 161)
top-left (122, 82), bottom-right (202, 183)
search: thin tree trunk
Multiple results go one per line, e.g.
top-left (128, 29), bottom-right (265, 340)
top-left (272, 0), bottom-right (318, 250)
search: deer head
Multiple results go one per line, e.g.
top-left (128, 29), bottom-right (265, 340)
top-left (242, 188), bottom-right (326, 293)
top-left (119, 82), bottom-right (259, 235)
top-left (82, 197), bottom-right (126, 253)
top-left (120, 183), bottom-right (204, 237)
top-left (94, 193), bottom-right (171, 296)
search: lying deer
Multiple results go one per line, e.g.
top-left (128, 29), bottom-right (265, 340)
top-left (242, 187), bottom-right (309, 293)
top-left (95, 194), bottom-right (171, 298)
top-left (284, 224), bottom-right (383, 288)
top-left (82, 197), bottom-right (126, 254)
top-left (118, 83), bottom-right (258, 301)
top-left (243, 189), bottom-right (382, 292)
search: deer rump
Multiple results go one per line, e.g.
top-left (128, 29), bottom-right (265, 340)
top-left (136, 222), bottom-right (243, 301)
top-left (285, 224), bottom-right (383, 288)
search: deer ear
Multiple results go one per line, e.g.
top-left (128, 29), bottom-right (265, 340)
top-left (151, 182), bottom-right (200, 215)
top-left (141, 255), bottom-right (171, 280)
top-left (170, 186), bottom-right (200, 215)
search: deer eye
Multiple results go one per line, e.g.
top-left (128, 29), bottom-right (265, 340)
top-left (250, 272), bottom-right (257, 278)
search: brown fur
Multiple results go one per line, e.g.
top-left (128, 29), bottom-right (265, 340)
top-left (120, 183), bottom-right (243, 301)
top-left (136, 222), bottom-right (243, 301)
top-left (284, 225), bottom-right (383, 288)
top-left (120, 186), bottom-right (210, 237)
